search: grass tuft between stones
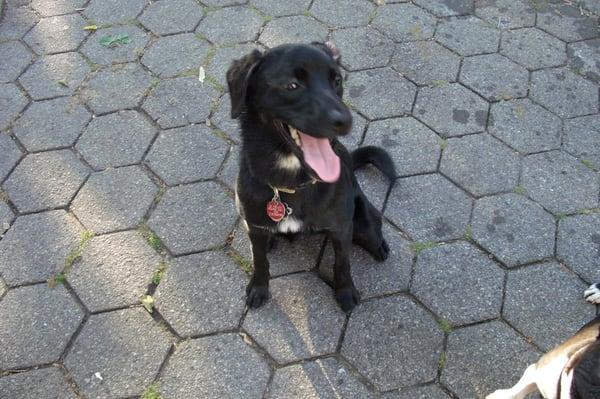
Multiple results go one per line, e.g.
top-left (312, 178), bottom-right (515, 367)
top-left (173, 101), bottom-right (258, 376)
top-left (138, 224), bottom-right (165, 254)
top-left (141, 382), bottom-right (162, 399)
top-left (152, 261), bottom-right (168, 285)
top-left (438, 319), bottom-right (452, 333)
top-left (64, 230), bottom-right (94, 272)
top-left (229, 250), bottom-right (253, 274)
top-left (410, 241), bottom-right (438, 254)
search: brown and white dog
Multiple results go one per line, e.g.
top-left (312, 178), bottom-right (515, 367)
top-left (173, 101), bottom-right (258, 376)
top-left (486, 283), bottom-right (600, 399)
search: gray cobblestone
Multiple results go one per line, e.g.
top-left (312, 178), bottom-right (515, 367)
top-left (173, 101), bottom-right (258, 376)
top-left (330, 26), bottom-right (393, 71)
top-left (436, 16), bottom-right (500, 56)
top-left (459, 53), bottom-right (528, 101)
top-left (568, 39), bottom-right (600, 83)
top-left (563, 115), bottom-right (600, 170)
top-left (392, 40), bottom-right (460, 85)
top-left (0, 83), bottom-right (28, 130)
top-left (0, 210), bottom-right (83, 285)
top-left (142, 33), bottom-right (210, 78)
top-left (557, 213), bottom-right (600, 283)
top-left (0, 284), bottom-right (84, 369)
top-left (197, 6), bottom-right (263, 44)
top-left (138, 0), bottom-right (203, 35)
top-left (84, 0), bottom-right (147, 24)
top-left (260, 15), bottom-right (328, 48)
top-left (0, 41), bottom-right (32, 83)
top-left (80, 25), bottom-right (150, 66)
top-left (0, 367), bottom-right (77, 399)
top-left (24, 14), bottom-right (89, 54)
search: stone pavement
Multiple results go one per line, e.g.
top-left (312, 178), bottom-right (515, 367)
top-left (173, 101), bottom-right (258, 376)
top-left (0, 0), bottom-right (599, 398)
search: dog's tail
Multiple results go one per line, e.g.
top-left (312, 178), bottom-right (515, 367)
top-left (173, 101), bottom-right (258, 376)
top-left (351, 146), bottom-right (396, 181)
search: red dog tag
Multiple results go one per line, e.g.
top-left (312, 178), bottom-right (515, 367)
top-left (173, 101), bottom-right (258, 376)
top-left (266, 199), bottom-right (286, 222)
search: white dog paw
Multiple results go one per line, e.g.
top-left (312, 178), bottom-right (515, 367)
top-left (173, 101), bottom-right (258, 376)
top-left (584, 283), bottom-right (600, 304)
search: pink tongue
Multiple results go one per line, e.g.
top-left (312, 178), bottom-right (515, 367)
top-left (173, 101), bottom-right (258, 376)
top-left (297, 131), bottom-right (340, 183)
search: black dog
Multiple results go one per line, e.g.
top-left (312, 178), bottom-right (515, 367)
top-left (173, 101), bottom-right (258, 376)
top-left (226, 42), bottom-right (395, 312)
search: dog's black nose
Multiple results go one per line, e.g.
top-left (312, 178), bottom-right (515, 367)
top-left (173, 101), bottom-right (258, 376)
top-left (329, 108), bottom-right (352, 134)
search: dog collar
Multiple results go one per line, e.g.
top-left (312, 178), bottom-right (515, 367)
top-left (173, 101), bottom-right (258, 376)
top-left (269, 179), bottom-right (318, 195)
top-left (266, 186), bottom-right (292, 223)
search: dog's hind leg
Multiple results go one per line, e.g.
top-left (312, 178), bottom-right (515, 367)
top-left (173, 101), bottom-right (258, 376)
top-left (246, 227), bottom-right (271, 308)
top-left (352, 191), bottom-right (389, 261)
top-left (328, 227), bottom-right (360, 313)
top-left (486, 364), bottom-right (538, 399)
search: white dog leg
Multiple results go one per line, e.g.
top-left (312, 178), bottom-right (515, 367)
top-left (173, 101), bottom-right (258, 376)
top-left (486, 364), bottom-right (538, 399)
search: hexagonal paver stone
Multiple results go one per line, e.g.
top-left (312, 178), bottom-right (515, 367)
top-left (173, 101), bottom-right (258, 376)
top-left (30, 0), bottom-right (86, 16)
top-left (412, 242), bottom-right (504, 326)
top-left (197, 6), bottom-right (263, 44)
top-left (146, 126), bottom-right (229, 185)
top-left (243, 273), bottom-right (345, 364)
top-left (564, 115), bottom-right (600, 170)
top-left (76, 110), bottom-right (156, 170)
top-left (147, 181), bottom-right (235, 255)
top-left (504, 262), bottom-right (593, 351)
top-left (330, 27), bottom-right (393, 71)
top-left (160, 334), bottom-right (270, 399)
top-left (267, 358), bottom-right (374, 399)
top-left (260, 15), bottom-right (328, 48)
top-left (414, 0), bottom-right (473, 16)
top-left (460, 53), bottom-right (528, 101)
top-left (537, 2), bottom-right (599, 42)
top-left (530, 67), bottom-right (599, 118)
top-left (363, 117), bottom-right (441, 177)
top-left (441, 321), bottom-right (540, 399)
top-left (251, 0), bottom-right (311, 16)
top-left (138, 0), bottom-right (203, 35)
top-left (0, 210), bottom-right (83, 285)
top-left (0, 5), bottom-right (40, 41)
top-left (386, 174), bottom-right (473, 241)
top-left (319, 223), bottom-right (413, 299)
top-left (18, 52), bottom-right (89, 100)
top-left (0, 133), bottom-right (22, 181)
top-left (0, 41), bottom-right (32, 83)
top-left (0, 284), bottom-right (83, 369)
top-left (13, 97), bottom-right (91, 152)
top-left (3, 150), bottom-right (89, 213)
top-left (414, 83), bottom-right (488, 137)
top-left (201, 0), bottom-right (246, 5)
top-left (142, 77), bottom-right (219, 129)
top-left (0, 367), bottom-right (77, 399)
top-left (65, 308), bottom-right (172, 398)
top-left (436, 16), bottom-right (500, 56)
top-left (568, 39), bottom-right (600, 83)
top-left (142, 33), bottom-right (210, 78)
top-left (218, 144), bottom-right (240, 189)
top-left (202, 43), bottom-right (264, 90)
top-left (0, 202), bottom-right (15, 235)
top-left (342, 296), bottom-right (443, 390)
top-left (24, 14), bottom-right (89, 55)
top-left (80, 25), bottom-right (150, 65)
top-left (441, 133), bottom-right (520, 196)
top-left (558, 213), bottom-right (600, 283)
top-left (355, 166), bottom-right (390, 211)
top-left (156, 251), bottom-right (246, 337)
top-left (382, 384), bottom-right (451, 399)
top-left (392, 41), bottom-right (460, 85)
top-left (522, 151), bottom-right (599, 214)
top-left (488, 98), bottom-right (561, 154)
top-left (346, 68), bottom-right (416, 120)
top-left (472, 193), bottom-right (556, 267)
top-left (68, 231), bottom-right (161, 312)
top-left (82, 63), bottom-right (151, 115)
top-left (84, 0), bottom-right (147, 24)
top-left (372, 3), bottom-right (436, 42)
top-left (71, 166), bottom-right (158, 234)
top-left (310, 0), bottom-right (374, 28)
top-left (500, 27), bottom-right (567, 70)
top-left (474, 0), bottom-right (536, 29)
top-left (0, 83), bottom-right (27, 130)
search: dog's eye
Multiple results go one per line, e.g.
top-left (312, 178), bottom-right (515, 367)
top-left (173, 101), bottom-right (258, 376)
top-left (333, 76), bottom-right (342, 87)
top-left (286, 82), bottom-right (299, 90)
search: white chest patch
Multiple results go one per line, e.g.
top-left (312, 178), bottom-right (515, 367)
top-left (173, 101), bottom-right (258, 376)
top-left (277, 216), bottom-right (303, 234)
top-left (277, 153), bottom-right (301, 172)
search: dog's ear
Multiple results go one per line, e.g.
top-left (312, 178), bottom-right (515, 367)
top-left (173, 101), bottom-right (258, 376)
top-left (311, 41), bottom-right (341, 63)
top-left (226, 49), bottom-right (262, 119)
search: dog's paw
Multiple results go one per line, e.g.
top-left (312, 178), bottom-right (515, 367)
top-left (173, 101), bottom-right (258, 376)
top-left (374, 239), bottom-right (390, 262)
top-left (584, 283), bottom-right (600, 304)
top-left (335, 285), bottom-right (360, 313)
top-left (246, 281), bottom-right (269, 309)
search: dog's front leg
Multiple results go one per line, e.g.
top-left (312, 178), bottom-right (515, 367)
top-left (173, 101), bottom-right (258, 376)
top-left (485, 364), bottom-right (538, 399)
top-left (329, 227), bottom-right (360, 313)
top-left (246, 227), bottom-right (271, 308)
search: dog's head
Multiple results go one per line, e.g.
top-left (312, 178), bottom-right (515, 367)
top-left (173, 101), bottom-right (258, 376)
top-left (226, 42), bottom-right (352, 183)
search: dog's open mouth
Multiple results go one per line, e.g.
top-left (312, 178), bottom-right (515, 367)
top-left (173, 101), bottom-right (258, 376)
top-left (277, 121), bottom-right (341, 183)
